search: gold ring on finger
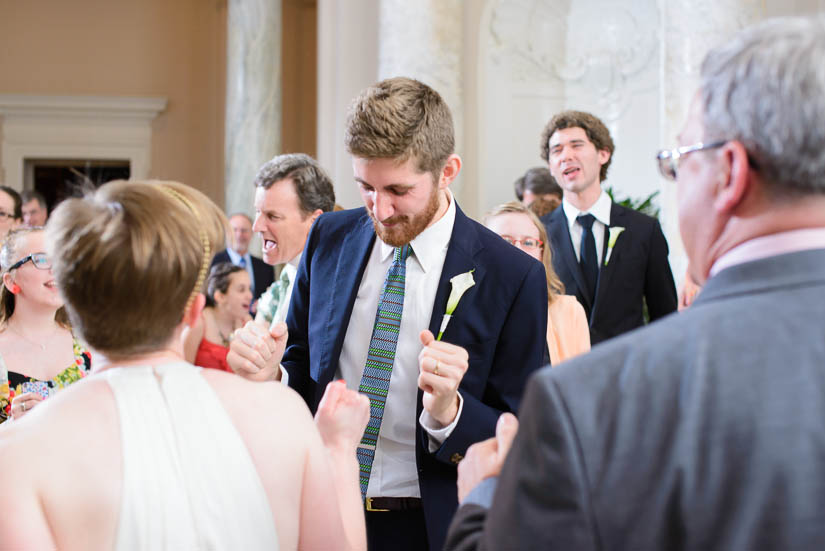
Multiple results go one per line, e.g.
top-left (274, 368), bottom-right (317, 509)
top-left (434, 359), bottom-right (440, 376)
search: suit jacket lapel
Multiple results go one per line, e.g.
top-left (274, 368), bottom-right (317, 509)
top-left (549, 209), bottom-right (593, 311)
top-left (427, 205), bottom-right (487, 337)
top-left (324, 213), bottom-right (376, 374)
top-left (593, 204), bottom-right (626, 312)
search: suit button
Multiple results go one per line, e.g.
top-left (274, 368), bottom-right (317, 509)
top-left (450, 453), bottom-right (463, 464)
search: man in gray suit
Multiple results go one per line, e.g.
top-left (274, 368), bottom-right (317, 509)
top-left (446, 16), bottom-right (825, 551)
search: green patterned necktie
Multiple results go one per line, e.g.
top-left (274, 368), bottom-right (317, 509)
top-left (258, 268), bottom-right (292, 325)
top-left (356, 244), bottom-right (412, 499)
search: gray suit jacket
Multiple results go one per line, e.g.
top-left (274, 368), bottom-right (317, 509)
top-left (446, 248), bottom-right (825, 551)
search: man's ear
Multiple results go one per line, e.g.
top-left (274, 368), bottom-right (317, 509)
top-left (714, 140), bottom-right (751, 213)
top-left (438, 154), bottom-right (462, 190)
top-left (309, 208), bottom-right (323, 224)
top-left (597, 148), bottom-right (611, 166)
top-left (182, 293), bottom-right (206, 328)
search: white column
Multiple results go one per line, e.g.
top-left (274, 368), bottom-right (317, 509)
top-left (659, 0), bottom-right (763, 283)
top-left (377, 0), bottom-right (464, 194)
top-left (224, 0), bottom-right (282, 216)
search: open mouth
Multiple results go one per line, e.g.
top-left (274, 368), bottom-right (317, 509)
top-left (263, 239), bottom-right (277, 252)
top-left (562, 167), bottom-right (580, 178)
top-left (44, 280), bottom-right (57, 289)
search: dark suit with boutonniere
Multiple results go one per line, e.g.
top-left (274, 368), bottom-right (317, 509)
top-left (282, 204), bottom-right (548, 550)
top-left (542, 203), bottom-right (677, 345)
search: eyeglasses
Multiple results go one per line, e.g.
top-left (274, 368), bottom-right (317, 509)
top-left (9, 252), bottom-right (51, 271)
top-left (656, 140), bottom-right (727, 181)
top-left (500, 235), bottom-right (544, 249)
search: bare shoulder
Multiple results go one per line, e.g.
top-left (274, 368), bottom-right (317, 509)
top-left (0, 373), bottom-right (118, 494)
top-left (200, 368), bottom-right (314, 426)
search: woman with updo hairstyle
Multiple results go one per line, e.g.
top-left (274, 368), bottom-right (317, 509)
top-left (484, 201), bottom-right (590, 365)
top-left (0, 180), bottom-right (369, 550)
top-left (183, 261), bottom-right (252, 372)
top-left (0, 227), bottom-right (91, 423)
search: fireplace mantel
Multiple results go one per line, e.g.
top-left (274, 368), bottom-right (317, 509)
top-left (0, 95), bottom-right (167, 189)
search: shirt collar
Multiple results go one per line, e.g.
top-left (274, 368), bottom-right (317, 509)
top-left (710, 228), bottom-right (825, 277)
top-left (562, 189), bottom-right (612, 229)
top-left (379, 189), bottom-right (457, 273)
top-left (225, 247), bottom-right (250, 265)
top-left (285, 251), bottom-right (302, 274)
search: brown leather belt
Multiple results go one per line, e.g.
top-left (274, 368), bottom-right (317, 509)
top-left (365, 497), bottom-right (423, 512)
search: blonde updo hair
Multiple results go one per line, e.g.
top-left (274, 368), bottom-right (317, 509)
top-left (484, 201), bottom-right (565, 304)
top-left (45, 180), bottom-right (226, 359)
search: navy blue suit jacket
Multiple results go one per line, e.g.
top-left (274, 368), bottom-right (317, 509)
top-left (283, 204), bottom-right (548, 550)
top-left (541, 203), bottom-right (677, 345)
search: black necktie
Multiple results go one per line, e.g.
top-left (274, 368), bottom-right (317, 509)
top-left (577, 214), bottom-right (598, 302)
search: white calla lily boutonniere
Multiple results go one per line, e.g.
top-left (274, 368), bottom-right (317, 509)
top-left (604, 227), bottom-right (625, 266)
top-left (437, 270), bottom-right (475, 341)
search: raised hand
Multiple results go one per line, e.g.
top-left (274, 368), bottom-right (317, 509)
top-left (314, 380), bottom-right (370, 454)
top-left (457, 412), bottom-right (519, 503)
top-left (418, 329), bottom-right (469, 426)
top-left (226, 320), bottom-right (288, 382)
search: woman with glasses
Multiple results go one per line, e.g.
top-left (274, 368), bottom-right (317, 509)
top-left (0, 186), bottom-right (23, 241)
top-left (0, 227), bottom-right (91, 423)
top-left (484, 202), bottom-right (590, 365)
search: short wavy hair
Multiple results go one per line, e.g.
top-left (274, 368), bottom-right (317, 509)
top-left (253, 153), bottom-right (335, 216)
top-left (700, 16), bottom-right (825, 198)
top-left (345, 77), bottom-right (455, 183)
top-left (540, 111), bottom-right (615, 182)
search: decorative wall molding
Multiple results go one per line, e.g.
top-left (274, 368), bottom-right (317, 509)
top-left (0, 95), bottom-right (167, 121)
top-left (487, 0), bottom-right (659, 121)
top-left (0, 94), bottom-right (166, 189)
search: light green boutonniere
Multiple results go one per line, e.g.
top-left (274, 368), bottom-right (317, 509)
top-left (604, 227), bottom-right (625, 266)
top-left (437, 270), bottom-right (476, 340)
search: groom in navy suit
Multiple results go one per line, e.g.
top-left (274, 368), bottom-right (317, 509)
top-left (228, 77), bottom-right (547, 550)
top-left (539, 111), bottom-right (677, 345)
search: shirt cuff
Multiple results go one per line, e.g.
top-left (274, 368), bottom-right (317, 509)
top-left (419, 391), bottom-right (464, 452)
top-left (279, 364), bottom-right (289, 385)
top-left (462, 476), bottom-right (498, 509)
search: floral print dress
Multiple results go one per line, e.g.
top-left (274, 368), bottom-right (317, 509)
top-left (0, 337), bottom-right (91, 423)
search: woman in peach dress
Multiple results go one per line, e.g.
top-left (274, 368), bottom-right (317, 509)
top-left (485, 202), bottom-right (590, 365)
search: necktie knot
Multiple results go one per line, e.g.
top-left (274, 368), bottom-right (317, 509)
top-left (394, 244), bottom-right (412, 264)
top-left (577, 213), bottom-right (596, 230)
top-left (238, 256), bottom-right (247, 268)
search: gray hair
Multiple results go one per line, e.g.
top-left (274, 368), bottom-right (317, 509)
top-left (21, 190), bottom-right (47, 209)
top-left (253, 153), bottom-right (336, 216)
top-left (700, 16), bottom-right (825, 197)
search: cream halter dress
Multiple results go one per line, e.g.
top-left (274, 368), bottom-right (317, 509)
top-left (104, 362), bottom-right (279, 550)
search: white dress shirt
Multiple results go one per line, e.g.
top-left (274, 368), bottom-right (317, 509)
top-left (225, 248), bottom-right (256, 296)
top-left (337, 191), bottom-right (461, 498)
top-left (562, 190), bottom-right (612, 266)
